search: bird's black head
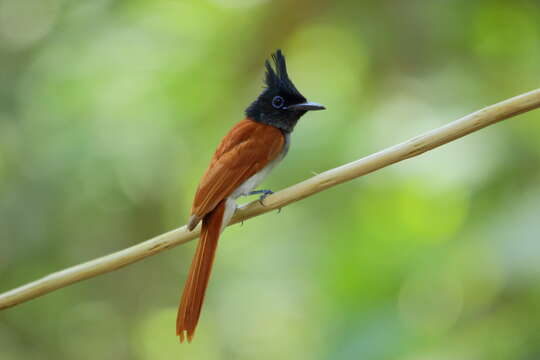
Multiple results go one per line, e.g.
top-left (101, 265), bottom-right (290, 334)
top-left (245, 50), bottom-right (325, 133)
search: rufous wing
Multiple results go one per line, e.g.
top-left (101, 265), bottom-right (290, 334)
top-left (190, 118), bottom-right (285, 223)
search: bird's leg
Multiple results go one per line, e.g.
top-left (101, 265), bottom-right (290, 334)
top-left (248, 189), bottom-right (274, 196)
top-left (248, 189), bottom-right (274, 206)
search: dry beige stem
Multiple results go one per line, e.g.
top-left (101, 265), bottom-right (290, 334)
top-left (1, 88), bottom-right (540, 311)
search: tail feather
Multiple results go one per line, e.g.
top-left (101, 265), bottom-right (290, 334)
top-left (176, 200), bottom-right (226, 343)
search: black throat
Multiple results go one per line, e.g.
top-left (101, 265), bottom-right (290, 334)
top-left (246, 103), bottom-right (306, 133)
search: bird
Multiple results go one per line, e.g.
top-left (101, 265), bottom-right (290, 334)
top-left (176, 49), bottom-right (325, 342)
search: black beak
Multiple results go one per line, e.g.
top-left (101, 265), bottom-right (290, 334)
top-left (285, 102), bottom-right (326, 111)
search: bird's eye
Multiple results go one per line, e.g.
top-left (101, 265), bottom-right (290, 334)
top-left (272, 95), bottom-right (285, 109)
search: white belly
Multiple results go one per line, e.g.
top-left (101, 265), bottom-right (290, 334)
top-left (220, 132), bottom-right (290, 231)
top-left (231, 132), bottom-right (290, 199)
top-left (230, 159), bottom-right (280, 199)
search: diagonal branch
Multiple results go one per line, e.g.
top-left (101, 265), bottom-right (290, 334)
top-left (2, 88), bottom-right (540, 311)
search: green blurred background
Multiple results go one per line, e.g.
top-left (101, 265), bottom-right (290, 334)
top-left (1, 0), bottom-right (540, 359)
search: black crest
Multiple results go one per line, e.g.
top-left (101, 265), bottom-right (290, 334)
top-left (245, 49), bottom-right (310, 132)
top-left (263, 50), bottom-right (303, 99)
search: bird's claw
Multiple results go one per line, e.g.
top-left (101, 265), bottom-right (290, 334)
top-left (248, 189), bottom-right (274, 206)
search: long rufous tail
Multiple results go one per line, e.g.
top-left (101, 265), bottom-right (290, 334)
top-left (176, 200), bottom-right (226, 343)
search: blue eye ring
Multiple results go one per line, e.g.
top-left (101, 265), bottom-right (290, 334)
top-left (272, 95), bottom-right (285, 109)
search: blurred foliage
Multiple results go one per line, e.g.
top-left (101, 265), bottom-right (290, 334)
top-left (1, 0), bottom-right (540, 359)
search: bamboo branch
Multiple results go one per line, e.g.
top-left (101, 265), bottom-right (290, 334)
top-left (2, 88), bottom-right (540, 311)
